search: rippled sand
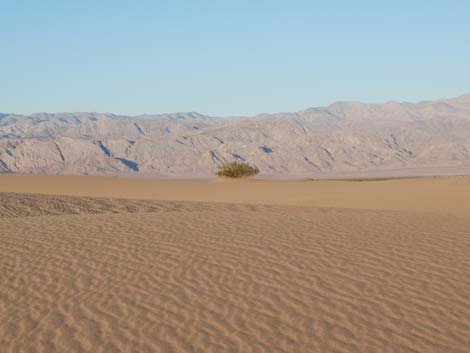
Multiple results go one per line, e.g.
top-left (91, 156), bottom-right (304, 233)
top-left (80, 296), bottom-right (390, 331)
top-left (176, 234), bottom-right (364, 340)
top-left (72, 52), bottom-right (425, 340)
top-left (1, 176), bottom-right (470, 353)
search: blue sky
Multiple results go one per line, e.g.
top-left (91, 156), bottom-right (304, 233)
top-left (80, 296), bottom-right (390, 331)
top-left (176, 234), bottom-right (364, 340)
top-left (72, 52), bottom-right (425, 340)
top-left (1, 0), bottom-right (469, 116)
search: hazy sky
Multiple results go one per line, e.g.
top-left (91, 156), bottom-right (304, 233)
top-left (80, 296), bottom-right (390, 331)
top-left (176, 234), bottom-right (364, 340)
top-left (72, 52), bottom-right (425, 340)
top-left (2, 0), bottom-right (469, 116)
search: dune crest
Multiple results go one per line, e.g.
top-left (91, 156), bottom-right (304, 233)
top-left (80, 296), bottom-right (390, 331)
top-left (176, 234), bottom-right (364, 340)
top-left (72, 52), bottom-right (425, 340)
top-left (1, 174), bottom-right (470, 215)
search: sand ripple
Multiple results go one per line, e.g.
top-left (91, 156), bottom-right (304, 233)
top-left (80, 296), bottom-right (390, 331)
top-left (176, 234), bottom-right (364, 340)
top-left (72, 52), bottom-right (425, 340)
top-left (1, 193), bottom-right (469, 352)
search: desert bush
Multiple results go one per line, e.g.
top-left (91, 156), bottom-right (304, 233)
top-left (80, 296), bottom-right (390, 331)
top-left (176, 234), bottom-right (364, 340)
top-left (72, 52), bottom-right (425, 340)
top-left (216, 161), bottom-right (259, 178)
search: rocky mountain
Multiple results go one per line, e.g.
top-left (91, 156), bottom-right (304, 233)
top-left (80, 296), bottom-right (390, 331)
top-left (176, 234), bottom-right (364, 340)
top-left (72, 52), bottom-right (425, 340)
top-left (2, 94), bottom-right (470, 178)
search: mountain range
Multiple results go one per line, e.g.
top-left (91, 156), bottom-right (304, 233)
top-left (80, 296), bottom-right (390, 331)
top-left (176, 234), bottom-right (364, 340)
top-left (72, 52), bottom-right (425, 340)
top-left (2, 94), bottom-right (470, 178)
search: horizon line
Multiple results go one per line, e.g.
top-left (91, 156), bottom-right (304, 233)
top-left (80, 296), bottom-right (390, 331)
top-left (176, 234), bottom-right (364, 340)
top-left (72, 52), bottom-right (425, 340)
top-left (1, 92), bottom-right (469, 119)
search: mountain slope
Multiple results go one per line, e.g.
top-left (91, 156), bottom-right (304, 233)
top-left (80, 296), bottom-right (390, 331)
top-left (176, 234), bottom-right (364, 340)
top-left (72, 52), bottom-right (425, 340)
top-left (1, 94), bottom-right (470, 178)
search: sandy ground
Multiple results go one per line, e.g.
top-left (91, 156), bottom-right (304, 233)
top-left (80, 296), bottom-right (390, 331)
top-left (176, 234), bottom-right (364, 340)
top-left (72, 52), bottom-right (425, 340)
top-left (1, 175), bottom-right (470, 353)
top-left (1, 174), bottom-right (470, 214)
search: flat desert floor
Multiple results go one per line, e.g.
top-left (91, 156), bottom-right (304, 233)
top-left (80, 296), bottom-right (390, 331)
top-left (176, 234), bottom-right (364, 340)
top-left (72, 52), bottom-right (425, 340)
top-left (1, 175), bottom-right (469, 353)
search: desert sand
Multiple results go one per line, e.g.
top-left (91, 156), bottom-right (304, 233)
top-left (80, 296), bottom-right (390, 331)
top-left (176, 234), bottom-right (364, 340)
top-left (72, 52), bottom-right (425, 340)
top-left (1, 175), bottom-right (470, 353)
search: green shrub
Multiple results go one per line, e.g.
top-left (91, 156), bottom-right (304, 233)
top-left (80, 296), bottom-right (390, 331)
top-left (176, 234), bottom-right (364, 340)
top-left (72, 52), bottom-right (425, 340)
top-left (216, 161), bottom-right (259, 178)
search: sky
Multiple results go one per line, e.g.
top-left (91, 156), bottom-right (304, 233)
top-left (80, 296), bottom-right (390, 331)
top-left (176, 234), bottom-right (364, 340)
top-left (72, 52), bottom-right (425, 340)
top-left (1, 0), bottom-right (470, 116)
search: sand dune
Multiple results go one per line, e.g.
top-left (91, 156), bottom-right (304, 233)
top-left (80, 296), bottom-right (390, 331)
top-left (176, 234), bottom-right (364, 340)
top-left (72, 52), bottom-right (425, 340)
top-left (1, 174), bottom-right (470, 214)
top-left (1, 176), bottom-right (470, 352)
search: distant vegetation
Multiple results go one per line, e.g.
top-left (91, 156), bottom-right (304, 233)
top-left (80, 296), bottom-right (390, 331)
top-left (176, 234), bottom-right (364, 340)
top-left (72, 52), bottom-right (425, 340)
top-left (216, 161), bottom-right (259, 178)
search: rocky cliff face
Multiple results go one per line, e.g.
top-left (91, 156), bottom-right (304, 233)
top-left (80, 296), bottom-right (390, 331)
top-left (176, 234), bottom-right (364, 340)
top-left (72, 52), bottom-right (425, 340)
top-left (2, 94), bottom-right (470, 178)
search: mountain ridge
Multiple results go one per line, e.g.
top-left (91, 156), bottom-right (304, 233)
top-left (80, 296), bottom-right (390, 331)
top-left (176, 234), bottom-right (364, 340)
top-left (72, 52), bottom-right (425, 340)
top-left (1, 94), bottom-right (470, 178)
top-left (4, 92), bottom-right (470, 118)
